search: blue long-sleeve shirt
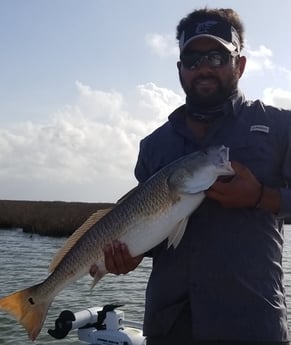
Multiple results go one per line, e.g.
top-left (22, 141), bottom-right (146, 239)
top-left (134, 90), bottom-right (291, 342)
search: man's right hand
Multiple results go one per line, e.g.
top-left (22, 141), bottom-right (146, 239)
top-left (89, 241), bottom-right (143, 277)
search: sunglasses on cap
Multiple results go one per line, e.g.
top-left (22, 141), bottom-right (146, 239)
top-left (180, 49), bottom-right (239, 70)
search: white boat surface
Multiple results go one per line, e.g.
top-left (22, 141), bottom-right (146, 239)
top-left (48, 304), bottom-right (146, 345)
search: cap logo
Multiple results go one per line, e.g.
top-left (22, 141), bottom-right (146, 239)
top-left (179, 20), bottom-right (241, 54)
top-left (195, 21), bottom-right (220, 34)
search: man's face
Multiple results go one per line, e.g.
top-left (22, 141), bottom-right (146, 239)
top-left (178, 37), bottom-right (245, 107)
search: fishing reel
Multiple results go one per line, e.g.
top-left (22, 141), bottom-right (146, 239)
top-left (48, 304), bottom-right (146, 345)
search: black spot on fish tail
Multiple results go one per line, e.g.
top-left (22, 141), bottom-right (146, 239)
top-left (28, 297), bottom-right (35, 305)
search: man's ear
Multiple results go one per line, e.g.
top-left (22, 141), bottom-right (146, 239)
top-left (237, 55), bottom-right (247, 78)
top-left (177, 61), bottom-right (183, 86)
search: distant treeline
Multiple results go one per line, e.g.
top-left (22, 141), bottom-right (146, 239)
top-left (0, 200), bottom-right (115, 237)
top-left (0, 200), bottom-right (290, 238)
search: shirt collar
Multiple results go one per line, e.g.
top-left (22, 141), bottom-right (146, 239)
top-left (224, 89), bottom-right (245, 117)
top-left (169, 88), bottom-right (245, 124)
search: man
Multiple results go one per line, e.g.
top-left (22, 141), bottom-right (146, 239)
top-left (94, 7), bottom-right (291, 344)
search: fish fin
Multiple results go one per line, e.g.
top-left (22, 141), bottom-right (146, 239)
top-left (90, 272), bottom-right (105, 290)
top-left (89, 261), bottom-right (107, 289)
top-left (168, 166), bottom-right (218, 194)
top-left (179, 177), bottom-right (217, 194)
top-left (0, 284), bottom-right (51, 341)
top-left (49, 208), bottom-right (113, 273)
top-left (167, 216), bottom-right (189, 249)
top-left (116, 185), bottom-right (139, 204)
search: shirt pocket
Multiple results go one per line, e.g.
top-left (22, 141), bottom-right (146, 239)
top-left (228, 131), bottom-right (275, 181)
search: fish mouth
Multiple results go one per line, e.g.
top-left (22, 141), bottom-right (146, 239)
top-left (216, 146), bottom-right (234, 175)
top-left (222, 146), bottom-right (230, 160)
top-left (225, 161), bottom-right (234, 174)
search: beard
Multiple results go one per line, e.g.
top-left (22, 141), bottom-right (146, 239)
top-left (180, 70), bottom-right (239, 108)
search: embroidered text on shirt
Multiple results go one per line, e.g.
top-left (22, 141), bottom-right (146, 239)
top-left (250, 125), bottom-right (269, 133)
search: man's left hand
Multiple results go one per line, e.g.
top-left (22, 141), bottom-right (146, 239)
top-left (205, 161), bottom-right (262, 208)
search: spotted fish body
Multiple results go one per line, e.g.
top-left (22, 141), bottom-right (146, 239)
top-left (0, 145), bottom-right (233, 340)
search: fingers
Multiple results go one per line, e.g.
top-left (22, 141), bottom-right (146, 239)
top-left (104, 241), bottom-right (142, 275)
top-left (207, 180), bottom-right (228, 194)
top-left (89, 241), bottom-right (142, 278)
top-left (205, 181), bottom-right (231, 206)
top-left (104, 241), bottom-right (128, 275)
top-left (205, 161), bottom-right (261, 208)
top-left (229, 160), bottom-right (245, 172)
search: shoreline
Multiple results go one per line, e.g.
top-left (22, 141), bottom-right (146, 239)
top-left (0, 200), bottom-right (290, 238)
top-left (0, 200), bottom-right (115, 237)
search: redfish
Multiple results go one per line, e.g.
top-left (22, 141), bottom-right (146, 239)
top-left (0, 145), bottom-right (233, 340)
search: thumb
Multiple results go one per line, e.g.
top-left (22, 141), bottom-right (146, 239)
top-left (230, 161), bottom-right (249, 176)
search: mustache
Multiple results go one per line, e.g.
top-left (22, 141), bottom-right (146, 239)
top-left (192, 75), bottom-right (220, 84)
top-left (190, 75), bottom-right (222, 91)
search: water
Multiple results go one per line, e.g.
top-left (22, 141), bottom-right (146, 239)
top-left (0, 229), bottom-right (151, 344)
top-left (1, 226), bottom-right (291, 344)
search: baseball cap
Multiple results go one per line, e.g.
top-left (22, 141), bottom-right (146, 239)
top-left (179, 20), bottom-right (241, 54)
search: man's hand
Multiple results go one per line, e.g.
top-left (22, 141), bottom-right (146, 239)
top-left (90, 241), bottom-right (143, 277)
top-left (205, 161), bottom-right (262, 208)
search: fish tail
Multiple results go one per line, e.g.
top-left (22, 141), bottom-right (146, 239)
top-left (0, 285), bottom-right (51, 341)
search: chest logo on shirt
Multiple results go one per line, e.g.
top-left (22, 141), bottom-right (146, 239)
top-left (250, 125), bottom-right (269, 133)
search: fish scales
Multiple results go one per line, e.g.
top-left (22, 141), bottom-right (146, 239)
top-left (0, 145), bottom-right (234, 341)
top-left (31, 171), bottom-right (177, 301)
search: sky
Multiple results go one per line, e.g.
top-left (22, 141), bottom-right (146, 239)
top-left (0, 0), bottom-right (291, 203)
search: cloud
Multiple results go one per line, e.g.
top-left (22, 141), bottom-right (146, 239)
top-left (244, 44), bottom-right (274, 74)
top-left (244, 43), bottom-right (291, 82)
top-left (145, 33), bottom-right (178, 57)
top-left (136, 82), bottom-right (183, 121)
top-left (277, 66), bottom-right (291, 84)
top-left (243, 44), bottom-right (291, 109)
top-left (0, 82), bottom-right (183, 202)
top-left (262, 88), bottom-right (291, 109)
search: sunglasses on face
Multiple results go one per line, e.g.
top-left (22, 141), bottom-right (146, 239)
top-left (180, 49), bottom-right (238, 70)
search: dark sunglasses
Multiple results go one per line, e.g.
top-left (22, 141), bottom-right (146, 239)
top-left (180, 50), bottom-right (238, 70)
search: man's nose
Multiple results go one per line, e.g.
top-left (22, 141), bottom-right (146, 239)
top-left (196, 56), bottom-right (213, 69)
